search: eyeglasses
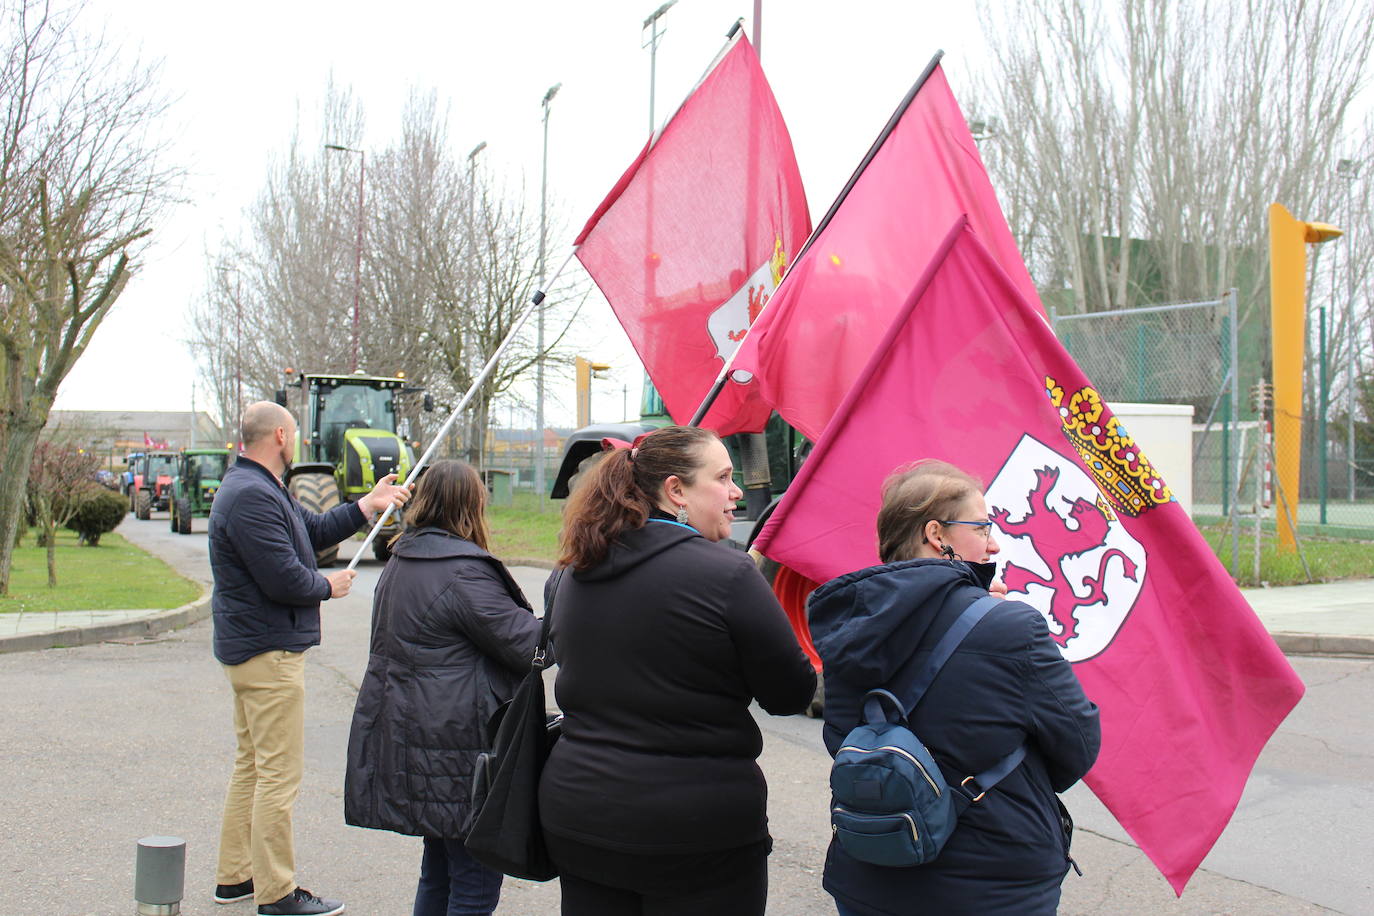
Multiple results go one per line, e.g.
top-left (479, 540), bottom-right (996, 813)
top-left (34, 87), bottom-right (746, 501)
top-left (938, 519), bottom-right (994, 539)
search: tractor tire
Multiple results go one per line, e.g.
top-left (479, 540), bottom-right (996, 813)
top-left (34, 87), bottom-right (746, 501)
top-left (135, 491), bottom-right (152, 520)
top-left (290, 472), bottom-right (341, 567)
top-left (565, 451), bottom-right (606, 495)
top-left (176, 498), bottom-right (192, 535)
top-left (169, 500), bottom-right (177, 532)
top-left (372, 535), bottom-right (392, 564)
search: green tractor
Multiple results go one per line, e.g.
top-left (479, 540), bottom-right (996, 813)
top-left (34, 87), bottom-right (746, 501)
top-left (132, 451), bottom-right (179, 520)
top-left (275, 370), bottom-right (433, 565)
top-left (169, 448), bottom-right (233, 535)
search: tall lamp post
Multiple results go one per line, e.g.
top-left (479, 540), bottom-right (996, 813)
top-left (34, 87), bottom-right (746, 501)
top-left (217, 265), bottom-right (243, 441)
top-left (325, 143), bottom-right (366, 372)
top-left (1337, 158), bottom-right (1362, 501)
top-left (467, 140), bottom-right (486, 466)
top-left (536, 82), bottom-right (560, 506)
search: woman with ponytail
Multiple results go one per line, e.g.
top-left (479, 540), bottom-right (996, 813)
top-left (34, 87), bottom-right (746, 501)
top-left (538, 426), bottom-right (817, 916)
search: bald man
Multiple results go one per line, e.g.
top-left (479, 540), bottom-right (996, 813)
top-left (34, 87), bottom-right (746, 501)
top-left (209, 401), bottom-right (409, 916)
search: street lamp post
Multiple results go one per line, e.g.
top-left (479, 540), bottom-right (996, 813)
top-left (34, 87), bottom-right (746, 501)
top-left (536, 82), bottom-right (560, 507)
top-left (325, 143), bottom-right (366, 372)
top-left (1337, 158), bottom-right (1361, 501)
top-left (468, 140), bottom-right (486, 467)
top-left (216, 266), bottom-right (243, 440)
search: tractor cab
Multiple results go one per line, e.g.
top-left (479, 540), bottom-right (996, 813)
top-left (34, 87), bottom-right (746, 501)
top-left (170, 448), bottom-right (233, 534)
top-left (275, 370), bottom-right (433, 565)
top-left (132, 450), bottom-right (178, 519)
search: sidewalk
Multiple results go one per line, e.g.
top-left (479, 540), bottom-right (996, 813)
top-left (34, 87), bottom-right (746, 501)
top-left (1, 572), bottom-right (1370, 656)
top-left (0, 590), bottom-right (211, 654)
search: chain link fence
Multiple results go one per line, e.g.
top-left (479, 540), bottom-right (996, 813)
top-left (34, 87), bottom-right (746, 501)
top-left (1052, 293), bottom-right (1240, 516)
top-left (1052, 292), bottom-right (1374, 561)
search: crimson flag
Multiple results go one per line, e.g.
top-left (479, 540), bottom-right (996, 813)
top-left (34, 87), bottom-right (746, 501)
top-left (754, 217), bottom-right (1304, 894)
top-left (574, 33), bottom-right (810, 433)
top-left (730, 58), bottom-right (1038, 442)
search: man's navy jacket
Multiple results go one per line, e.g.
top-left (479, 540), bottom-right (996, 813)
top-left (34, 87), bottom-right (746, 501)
top-left (209, 455), bottom-right (365, 665)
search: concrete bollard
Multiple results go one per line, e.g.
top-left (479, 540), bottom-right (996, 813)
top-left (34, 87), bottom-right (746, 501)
top-left (134, 835), bottom-right (185, 915)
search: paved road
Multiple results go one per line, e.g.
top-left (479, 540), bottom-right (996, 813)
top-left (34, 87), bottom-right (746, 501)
top-left (0, 515), bottom-right (1369, 914)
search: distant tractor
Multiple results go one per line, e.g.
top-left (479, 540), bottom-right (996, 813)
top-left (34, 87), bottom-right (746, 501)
top-left (275, 370), bottom-right (433, 565)
top-left (120, 452), bottom-right (144, 501)
top-left (169, 448), bottom-right (233, 534)
top-left (132, 451), bottom-right (178, 519)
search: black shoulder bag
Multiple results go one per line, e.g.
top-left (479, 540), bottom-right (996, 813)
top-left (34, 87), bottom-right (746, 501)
top-left (463, 568), bottom-right (564, 881)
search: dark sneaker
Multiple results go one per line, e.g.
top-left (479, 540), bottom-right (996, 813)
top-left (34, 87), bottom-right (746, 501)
top-left (214, 879), bottom-right (254, 903)
top-left (257, 887), bottom-right (345, 916)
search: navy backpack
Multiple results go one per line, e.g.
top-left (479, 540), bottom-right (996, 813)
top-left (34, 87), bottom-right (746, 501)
top-left (829, 595), bottom-right (1027, 867)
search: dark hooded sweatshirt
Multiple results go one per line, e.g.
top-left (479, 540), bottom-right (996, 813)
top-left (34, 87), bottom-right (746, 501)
top-left (537, 517), bottom-right (817, 855)
top-left (808, 559), bottom-right (1101, 916)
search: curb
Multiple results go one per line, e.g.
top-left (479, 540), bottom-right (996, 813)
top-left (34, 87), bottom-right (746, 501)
top-left (1271, 631), bottom-right (1374, 658)
top-left (0, 586), bottom-right (213, 655)
top-left (502, 557), bottom-right (558, 571)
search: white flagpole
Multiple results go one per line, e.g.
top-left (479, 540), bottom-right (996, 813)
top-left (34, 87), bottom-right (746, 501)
top-left (347, 248), bottom-right (580, 571)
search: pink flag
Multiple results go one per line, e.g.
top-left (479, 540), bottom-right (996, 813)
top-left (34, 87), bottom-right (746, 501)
top-left (574, 33), bottom-right (810, 434)
top-left (730, 59), bottom-right (1038, 442)
top-left (755, 217), bottom-right (1304, 894)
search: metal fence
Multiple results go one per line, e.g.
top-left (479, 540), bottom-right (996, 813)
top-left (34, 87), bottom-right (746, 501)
top-left (1052, 292), bottom-right (1241, 514)
top-left (1051, 290), bottom-right (1374, 558)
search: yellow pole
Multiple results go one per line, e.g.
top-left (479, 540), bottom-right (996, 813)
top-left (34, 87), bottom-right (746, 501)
top-left (1268, 203), bottom-right (1341, 552)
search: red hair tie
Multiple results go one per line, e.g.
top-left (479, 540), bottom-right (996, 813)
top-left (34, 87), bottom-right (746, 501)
top-left (601, 432), bottom-right (652, 462)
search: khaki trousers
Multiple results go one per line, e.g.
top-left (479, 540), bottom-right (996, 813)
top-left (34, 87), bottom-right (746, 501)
top-left (216, 649), bottom-right (305, 906)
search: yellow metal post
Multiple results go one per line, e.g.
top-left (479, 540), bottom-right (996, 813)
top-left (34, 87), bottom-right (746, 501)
top-left (1268, 203), bottom-right (1341, 552)
top-left (575, 357), bottom-right (612, 429)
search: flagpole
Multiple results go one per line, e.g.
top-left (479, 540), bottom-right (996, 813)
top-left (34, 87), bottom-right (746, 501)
top-left (346, 249), bottom-right (579, 571)
top-left (687, 49), bottom-right (947, 428)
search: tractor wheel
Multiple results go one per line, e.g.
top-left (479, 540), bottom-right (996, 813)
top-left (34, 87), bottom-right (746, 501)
top-left (176, 498), bottom-right (192, 535)
top-left (169, 500), bottom-right (177, 532)
top-left (290, 472), bottom-right (341, 567)
top-left (565, 451), bottom-right (606, 495)
top-left (372, 535), bottom-right (392, 564)
top-left (135, 491), bottom-right (152, 520)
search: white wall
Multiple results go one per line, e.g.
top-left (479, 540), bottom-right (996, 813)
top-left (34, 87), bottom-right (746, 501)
top-left (1110, 403), bottom-right (1196, 515)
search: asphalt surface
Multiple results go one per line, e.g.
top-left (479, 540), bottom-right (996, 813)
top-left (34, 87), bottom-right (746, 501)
top-left (0, 515), bottom-right (1369, 914)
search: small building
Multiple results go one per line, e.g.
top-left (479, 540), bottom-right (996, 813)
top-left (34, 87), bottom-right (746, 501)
top-left (44, 410), bottom-right (227, 468)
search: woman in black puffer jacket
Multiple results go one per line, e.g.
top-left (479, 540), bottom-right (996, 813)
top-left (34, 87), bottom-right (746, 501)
top-left (808, 460), bottom-right (1101, 916)
top-left (344, 460), bottom-right (541, 916)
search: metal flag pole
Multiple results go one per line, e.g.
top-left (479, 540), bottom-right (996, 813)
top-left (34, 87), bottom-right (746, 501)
top-left (686, 49), bottom-right (947, 428)
top-left (347, 249), bottom-right (580, 571)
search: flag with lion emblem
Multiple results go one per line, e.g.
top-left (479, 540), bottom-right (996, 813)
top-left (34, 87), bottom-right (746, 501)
top-left (754, 217), bottom-right (1304, 894)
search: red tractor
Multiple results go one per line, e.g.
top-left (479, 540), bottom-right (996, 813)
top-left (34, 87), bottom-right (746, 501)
top-left (132, 450), bottom-right (178, 519)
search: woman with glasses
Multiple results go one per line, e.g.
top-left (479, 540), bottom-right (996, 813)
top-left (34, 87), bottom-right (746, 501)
top-left (807, 459), bottom-right (1100, 916)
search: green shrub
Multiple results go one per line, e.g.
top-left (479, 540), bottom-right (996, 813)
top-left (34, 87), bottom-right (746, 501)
top-left (67, 488), bottom-right (127, 546)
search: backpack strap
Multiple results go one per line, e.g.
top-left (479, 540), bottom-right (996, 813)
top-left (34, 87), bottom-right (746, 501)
top-left (892, 593), bottom-right (1028, 805)
top-left (897, 594), bottom-right (1004, 716)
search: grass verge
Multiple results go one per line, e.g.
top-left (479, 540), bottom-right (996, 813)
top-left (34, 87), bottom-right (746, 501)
top-left (0, 528), bottom-right (201, 613)
top-left (487, 491), bottom-right (563, 565)
top-left (1199, 524), bottom-right (1374, 587)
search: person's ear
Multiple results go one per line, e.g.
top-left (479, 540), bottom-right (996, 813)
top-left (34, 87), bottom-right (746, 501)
top-left (922, 518), bottom-right (942, 547)
top-left (663, 474), bottom-right (685, 506)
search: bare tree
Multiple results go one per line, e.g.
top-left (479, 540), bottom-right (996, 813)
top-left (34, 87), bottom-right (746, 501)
top-left (0, 0), bottom-right (177, 594)
top-left (194, 84), bottom-right (585, 469)
top-left (26, 435), bottom-right (98, 585)
top-left (972, 0), bottom-right (1374, 318)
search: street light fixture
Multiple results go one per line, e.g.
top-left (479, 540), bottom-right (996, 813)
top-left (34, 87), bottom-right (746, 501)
top-left (325, 143), bottom-right (366, 372)
top-left (535, 83), bottom-right (560, 506)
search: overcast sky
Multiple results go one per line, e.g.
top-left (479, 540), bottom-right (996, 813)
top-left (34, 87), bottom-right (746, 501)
top-left (53, 0), bottom-right (989, 427)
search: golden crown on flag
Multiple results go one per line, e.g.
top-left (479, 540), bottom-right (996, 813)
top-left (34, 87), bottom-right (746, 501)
top-left (1045, 377), bottom-right (1173, 518)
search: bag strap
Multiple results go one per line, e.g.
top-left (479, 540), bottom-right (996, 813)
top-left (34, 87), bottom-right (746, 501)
top-left (890, 593), bottom-right (1028, 802)
top-left (532, 567), bottom-right (565, 672)
top-left (898, 594), bottom-right (1003, 717)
